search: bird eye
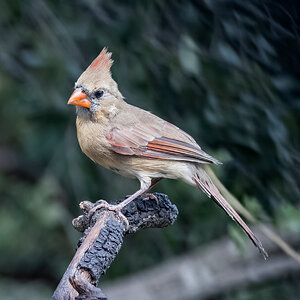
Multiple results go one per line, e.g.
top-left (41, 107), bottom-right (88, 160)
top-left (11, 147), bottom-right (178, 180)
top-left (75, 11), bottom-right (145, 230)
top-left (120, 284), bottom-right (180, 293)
top-left (94, 90), bottom-right (104, 99)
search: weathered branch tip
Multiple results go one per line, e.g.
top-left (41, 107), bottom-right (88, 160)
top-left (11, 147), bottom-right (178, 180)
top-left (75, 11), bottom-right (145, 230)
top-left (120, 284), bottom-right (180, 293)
top-left (53, 193), bottom-right (178, 300)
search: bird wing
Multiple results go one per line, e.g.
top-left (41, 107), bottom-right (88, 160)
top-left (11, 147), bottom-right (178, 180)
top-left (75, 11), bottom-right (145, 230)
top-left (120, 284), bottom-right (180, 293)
top-left (106, 119), bottom-right (220, 165)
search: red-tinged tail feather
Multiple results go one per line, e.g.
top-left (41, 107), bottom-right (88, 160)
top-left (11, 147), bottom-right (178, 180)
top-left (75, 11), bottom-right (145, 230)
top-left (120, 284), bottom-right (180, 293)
top-left (193, 172), bottom-right (268, 259)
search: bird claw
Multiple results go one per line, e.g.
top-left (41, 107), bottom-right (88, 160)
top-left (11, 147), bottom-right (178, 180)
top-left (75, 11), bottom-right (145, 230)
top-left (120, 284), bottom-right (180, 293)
top-left (88, 200), bottom-right (129, 230)
top-left (142, 193), bottom-right (159, 205)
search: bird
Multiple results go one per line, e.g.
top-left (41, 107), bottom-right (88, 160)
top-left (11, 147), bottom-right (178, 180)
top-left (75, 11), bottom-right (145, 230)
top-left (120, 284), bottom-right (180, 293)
top-left (68, 48), bottom-right (267, 259)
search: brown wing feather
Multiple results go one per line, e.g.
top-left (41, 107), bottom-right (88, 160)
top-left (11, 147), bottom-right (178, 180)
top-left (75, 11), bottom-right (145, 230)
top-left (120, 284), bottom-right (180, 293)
top-left (106, 121), bottom-right (220, 165)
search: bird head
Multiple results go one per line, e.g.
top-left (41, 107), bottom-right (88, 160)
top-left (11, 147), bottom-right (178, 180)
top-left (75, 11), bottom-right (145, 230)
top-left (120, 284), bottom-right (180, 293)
top-left (68, 48), bottom-right (123, 113)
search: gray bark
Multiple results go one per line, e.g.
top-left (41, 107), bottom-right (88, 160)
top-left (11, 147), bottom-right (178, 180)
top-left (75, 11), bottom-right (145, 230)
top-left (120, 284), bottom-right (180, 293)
top-left (52, 193), bottom-right (178, 300)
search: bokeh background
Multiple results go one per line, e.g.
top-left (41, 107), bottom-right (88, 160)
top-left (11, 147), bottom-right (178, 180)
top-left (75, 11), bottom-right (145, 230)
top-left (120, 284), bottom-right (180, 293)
top-left (0, 0), bottom-right (300, 299)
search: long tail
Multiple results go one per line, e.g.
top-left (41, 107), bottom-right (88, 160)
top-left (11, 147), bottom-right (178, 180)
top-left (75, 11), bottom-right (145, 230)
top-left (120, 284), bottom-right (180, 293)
top-left (193, 169), bottom-right (268, 259)
top-left (204, 165), bottom-right (300, 264)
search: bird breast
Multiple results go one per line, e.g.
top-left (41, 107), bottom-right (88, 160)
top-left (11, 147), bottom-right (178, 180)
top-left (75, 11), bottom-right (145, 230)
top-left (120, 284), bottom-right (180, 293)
top-left (76, 116), bottom-right (114, 168)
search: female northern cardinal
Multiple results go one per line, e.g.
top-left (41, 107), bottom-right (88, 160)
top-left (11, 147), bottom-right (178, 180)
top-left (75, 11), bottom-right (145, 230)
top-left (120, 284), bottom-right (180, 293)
top-left (68, 48), bottom-right (267, 258)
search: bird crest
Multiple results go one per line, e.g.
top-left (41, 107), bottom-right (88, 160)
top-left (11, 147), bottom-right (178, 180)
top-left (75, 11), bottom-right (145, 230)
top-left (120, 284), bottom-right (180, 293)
top-left (76, 47), bottom-right (115, 91)
top-left (88, 47), bottom-right (113, 72)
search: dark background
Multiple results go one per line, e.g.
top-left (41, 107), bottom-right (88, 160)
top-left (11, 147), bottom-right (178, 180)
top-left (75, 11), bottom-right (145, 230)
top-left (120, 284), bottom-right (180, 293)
top-left (0, 0), bottom-right (300, 299)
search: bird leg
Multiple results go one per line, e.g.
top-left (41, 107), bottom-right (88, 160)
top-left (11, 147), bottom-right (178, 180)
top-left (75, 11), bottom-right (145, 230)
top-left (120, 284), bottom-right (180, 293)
top-left (146, 177), bottom-right (163, 191)
top-left (88, 178), bottom-right (152, 229)
top-left (142, 193), bottom-right (159, 204)
top-left (113, 183), bottom-right (150, 211)
top-left (86, 199), bottom-right (130, 228)
top-left (141, 178), bottom-right (163, 205)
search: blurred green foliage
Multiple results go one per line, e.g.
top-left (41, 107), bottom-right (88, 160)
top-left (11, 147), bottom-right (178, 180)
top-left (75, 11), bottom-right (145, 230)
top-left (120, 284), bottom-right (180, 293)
top-left (0, 0), bottom-right (299, 298)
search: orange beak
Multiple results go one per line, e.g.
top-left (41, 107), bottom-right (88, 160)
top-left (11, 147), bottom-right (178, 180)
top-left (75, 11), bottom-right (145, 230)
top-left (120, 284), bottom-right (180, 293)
top-left (67, 88), bottom-right (91, 108)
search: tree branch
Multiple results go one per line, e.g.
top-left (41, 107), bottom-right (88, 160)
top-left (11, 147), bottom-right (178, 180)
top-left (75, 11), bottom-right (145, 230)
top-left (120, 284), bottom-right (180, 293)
top-left (103, 231), bottom-right (300, 300)
top-left (52, 193), bottom-right (178, 300)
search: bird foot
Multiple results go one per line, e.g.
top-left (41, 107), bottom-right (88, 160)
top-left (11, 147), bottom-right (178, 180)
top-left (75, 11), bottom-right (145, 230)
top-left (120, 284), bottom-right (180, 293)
top-left (88, 200), bottom-right (129, 229)
top-left (142, 193), bottom-right (159, 205)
